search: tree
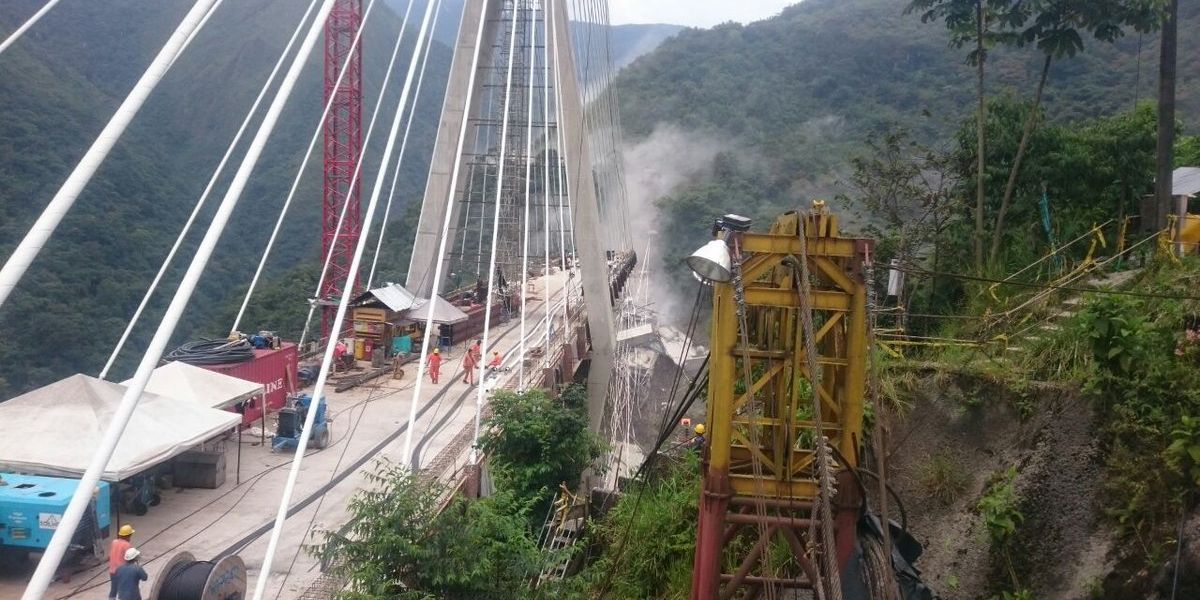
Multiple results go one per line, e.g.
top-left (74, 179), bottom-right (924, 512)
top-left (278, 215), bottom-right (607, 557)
top-left (989, 0), bottom-right (1165, 264)
top-left (1155, 0), bottom-right (1179, 232)
top-left (907, 0), bottom-right (1022, 273)
top-left (844, 129), bottom-right (962, 312)
top-left (311, 461), bottom-right (544, 600)
top-left (478, 385), bottom-right (606, 509)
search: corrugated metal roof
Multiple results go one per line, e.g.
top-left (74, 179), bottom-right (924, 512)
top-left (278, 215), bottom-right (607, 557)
top-left (1176, 167), bottom-right (1200, 198)
top-left (358, 283), bottom-right (419, 312)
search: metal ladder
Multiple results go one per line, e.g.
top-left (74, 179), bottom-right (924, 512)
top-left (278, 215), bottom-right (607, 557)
top-left (535, 484), bottom-right (584, 586)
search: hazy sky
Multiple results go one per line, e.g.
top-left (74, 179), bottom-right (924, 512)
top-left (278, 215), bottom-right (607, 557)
top-left (608, 0), bottom-right (799, 28)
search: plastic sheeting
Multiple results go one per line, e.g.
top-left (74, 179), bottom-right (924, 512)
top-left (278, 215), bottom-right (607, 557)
top-left (0, 374), bottom-right (240, 481)
top-left (123, 361), bottom-right (262, 409)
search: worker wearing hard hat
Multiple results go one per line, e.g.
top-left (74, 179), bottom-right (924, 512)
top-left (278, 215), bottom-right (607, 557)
top-left (488, 350), bottom-right (502, 370)
top-left (112, 547), bottom-right (148, 600)
top-left (107, 524), bottom-right (134, 600)
top-left (427, 348), bottom-right (442, 384)
top-left (690, 423), bottom-right (706, 452)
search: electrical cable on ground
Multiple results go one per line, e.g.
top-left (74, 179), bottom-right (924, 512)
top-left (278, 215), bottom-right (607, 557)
top-left (19, 3), bottom-right (336, 596)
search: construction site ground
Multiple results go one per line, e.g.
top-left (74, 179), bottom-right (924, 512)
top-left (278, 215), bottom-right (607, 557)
top-left (0, 271), bottom-right (573, 600)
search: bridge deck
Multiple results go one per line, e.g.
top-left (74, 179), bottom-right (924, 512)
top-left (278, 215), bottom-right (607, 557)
top-left (0, 270), bottom-right (576, 600)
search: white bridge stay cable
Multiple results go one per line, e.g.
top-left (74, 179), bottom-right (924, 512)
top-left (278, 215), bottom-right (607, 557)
top-left (236, 0), bottom-right (388, 339)
top-left (549, 0), bottom-right (578, 316)
top-left (472, 0), bottom-right (522, 453)
top-left (0, 0), bottom-right (62, 56)
top-left (20, 1), bottom-right (339, 597)
top-left (366, 0), bottom-right (444, 289)
top-left (250, 3), bottom-right (439, 597)
top-left (229, 0), bottom-right (403, 338)
top-left (99, 0), bottom-right (320, 380)
top-left (518, 2), bottom-right (538, 390)
top-left (401, 0), bottom-right (492, 464)
top-left (541, 0), bottom-right (553, 359)
top-left (0, 0), bottom-right (219, 313)
top-left (168, 0), bottom-right (228, 70)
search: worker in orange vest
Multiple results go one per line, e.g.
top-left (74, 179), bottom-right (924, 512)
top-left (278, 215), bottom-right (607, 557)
top-left (462, 339), bottom-right (482, 385)
top-left (427, 348), bottom-right (442, 383)
top-left (107, 524), bottom-right (134, 600)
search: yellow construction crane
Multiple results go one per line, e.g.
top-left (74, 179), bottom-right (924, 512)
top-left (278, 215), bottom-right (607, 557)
top-left (686, 203), bottom-right (926, 599)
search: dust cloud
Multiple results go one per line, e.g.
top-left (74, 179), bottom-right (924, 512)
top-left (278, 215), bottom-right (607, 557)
top-left (621, 124), bottom-right (739, 326)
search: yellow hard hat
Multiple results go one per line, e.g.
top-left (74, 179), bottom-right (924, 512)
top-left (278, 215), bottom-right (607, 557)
top-left (694, 424), bottom-right (705, 435)
top-left (118, 524), bottom-right (135, 537)
top-left (433, 348), bottom-right (440, 354)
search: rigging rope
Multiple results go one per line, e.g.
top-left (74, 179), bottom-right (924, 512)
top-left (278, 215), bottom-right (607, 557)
top-left (250, 2), bottom-right (439, 598)
top-left (796, 217), bottom-right (845, 600)
top-left (401, 0), bottom-right (493, 464)
top-left (0, 0), bottom-right (63, 56)
top-left (98, 0), bottom-right (321, 380)
top-left (0, 0), bottom-right (220, 314)
top-left (20, 2), bottom-right (339, 598)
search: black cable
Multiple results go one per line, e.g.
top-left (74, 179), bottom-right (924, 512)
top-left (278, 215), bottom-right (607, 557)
top-left (166, 338), bottom-right (255, 365)
top-left (159, 561), bottom-right (215, 600)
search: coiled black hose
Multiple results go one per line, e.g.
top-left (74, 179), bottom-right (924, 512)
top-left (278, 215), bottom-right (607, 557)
top-left (160, 561), bottom-right (215, 600)
top-left (166, 339), bottom-right (255, 366)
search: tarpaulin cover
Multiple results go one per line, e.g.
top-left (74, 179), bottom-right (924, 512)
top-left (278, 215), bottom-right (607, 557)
top-left (0, 374), bottom-right (240, 481)
top-left (406, 295), bottom-right (469, 324)
top-left (123, 361), bottom-right (262, 409)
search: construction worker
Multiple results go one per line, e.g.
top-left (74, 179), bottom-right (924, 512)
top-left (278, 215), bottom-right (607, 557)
top-left (427, 348), bottom-right (442, 384)
top-left (107, 524), bottom-right (134, 600)
top-left (690, 423), bottom-right (706, 452)
top-left (333, 340), bottom-right (348, 373)
top-left (488, 350), bottom-right (502, 371)
top-left (112, 547), bottom-right (148, 600)
top-left (462, 339), bottom-right (482, 385)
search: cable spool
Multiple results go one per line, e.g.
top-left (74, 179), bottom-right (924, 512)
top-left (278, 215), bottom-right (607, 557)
top-left (151, 552), bottom-right (246, 600)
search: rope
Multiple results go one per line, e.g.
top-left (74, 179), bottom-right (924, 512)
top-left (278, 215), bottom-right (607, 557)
top-left (0, 0), bottom-right (63, 55)
top-left (99, 0), bottom-right (321, 379)
top-left (19, 3), bottom-right (335, 596)
top-left (796, 218), bottom-right (845, 600)
top-left (160, 561), bottom-right (217, 600)
top-left (730, 240), bottom-right (779, 600)
top-left (864, 258), bottom-right (898, 598)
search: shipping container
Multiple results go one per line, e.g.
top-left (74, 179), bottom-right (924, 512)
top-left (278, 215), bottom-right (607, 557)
top-left (200, 343), bottom-right (298, 426)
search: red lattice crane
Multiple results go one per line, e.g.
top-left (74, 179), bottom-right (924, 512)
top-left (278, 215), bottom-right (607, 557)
top-left (321, 0), bottom-right (363, 339)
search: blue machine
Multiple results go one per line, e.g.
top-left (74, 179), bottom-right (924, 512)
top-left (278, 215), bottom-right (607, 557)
top-left (0, 473), bottom-right (111, 554)
top-left (272, 394), bottom-right (331, 452)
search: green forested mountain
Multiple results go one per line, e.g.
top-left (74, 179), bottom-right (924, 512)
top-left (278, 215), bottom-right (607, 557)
top-left (0, 0), bottom-right (451, 395)
top-left (615, 0), bottom-right (1199, 280)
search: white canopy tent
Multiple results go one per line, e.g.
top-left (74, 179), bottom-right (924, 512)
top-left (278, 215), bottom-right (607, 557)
top-left (0, 374), bottom-right (239, 481)
top-left (352, 282), bottom-right (420, 312)
top-left (406, 295), bottom-right (469, 324)
top-left (122, 361), bottom-right (262, 409)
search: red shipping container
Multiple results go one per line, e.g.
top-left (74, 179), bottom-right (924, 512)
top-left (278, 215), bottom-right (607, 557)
top-left (200, 343), bottom-right (298, 426)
